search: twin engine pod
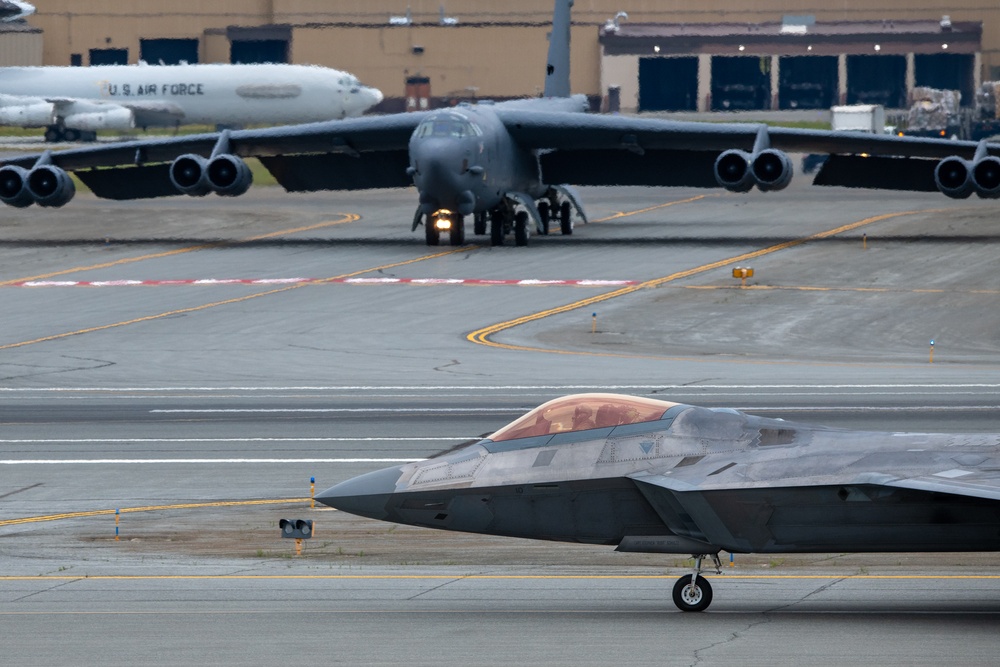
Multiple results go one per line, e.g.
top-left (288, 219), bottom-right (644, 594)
top-left (0, 164), bottom-right (75, 208)
top-left (714, 149), bottom-right (794, 193)
top-left (934, 155), bottom-right (1000, 199)
top-left (169, 153), bottom-right (253, 197)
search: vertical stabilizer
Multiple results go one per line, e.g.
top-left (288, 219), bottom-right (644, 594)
top-left (543, 0), bottom-right (572, 98)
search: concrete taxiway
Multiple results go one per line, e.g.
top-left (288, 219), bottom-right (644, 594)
top-left (2, 180), bottom-right (1000, 664)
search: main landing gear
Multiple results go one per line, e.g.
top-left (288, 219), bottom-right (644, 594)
top-left (671, 553), bottom-right (721, 612)
top-left (43, 125), bottom-right (97, 143)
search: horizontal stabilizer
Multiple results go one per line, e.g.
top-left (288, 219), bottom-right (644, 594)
top-left (258, 151), bottom-right (412, 192)
top-left (812, 154), bottom-right (939, 192)
top-left (75, 164), bottom-right (179, 200)
top-left (540, 149), bottom-right (721, 188)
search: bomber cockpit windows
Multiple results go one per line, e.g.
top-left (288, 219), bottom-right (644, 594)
top-left (415, 116), bottom-right (477, 139)
top-left (489, 393), bottom-right (679, 442)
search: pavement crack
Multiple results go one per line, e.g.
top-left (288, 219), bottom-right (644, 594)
top-left (11, 577), bottom-right (82, 603)
top-left (0, 483), bottom-right (43, 500)
top-left (405, 575), bottom-right (465, 601)
top-left (689, 613), bottom-right (773, 666)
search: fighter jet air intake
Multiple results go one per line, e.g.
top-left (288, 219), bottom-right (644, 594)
top-left (0, 0), bottom-right (998, 247)
top-left (317, 393), bottom-right (1000, 612)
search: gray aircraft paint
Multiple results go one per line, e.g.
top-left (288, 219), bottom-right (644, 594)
top-left (317, 393), bottom-right (1000, 611)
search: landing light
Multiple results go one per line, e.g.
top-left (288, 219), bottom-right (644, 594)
top-left (433, 210), bottom-right (453, 231)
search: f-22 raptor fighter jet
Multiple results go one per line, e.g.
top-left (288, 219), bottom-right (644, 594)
top-left (318, 393), bottom-right (1000, 612)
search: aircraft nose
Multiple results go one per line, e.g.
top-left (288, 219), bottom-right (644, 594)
top-left (315, 465), bottom-right (403, 521)
top-left (368, 87), bottom-right (384, 106)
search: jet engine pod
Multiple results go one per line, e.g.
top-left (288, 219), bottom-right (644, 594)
top-left (972, 156), bottom-right (1000, 199)
top-left (751, 149), bottom-right (793, 192)
top-left (934, 156), bottom-right (974, 199)
top-left (206, 154), bottom-right (252, 197)
top-left (169, 153), bottom-right (211, 196)
top-left (713, 149), bottom-right (754, 192)
top-left (0, 165), bottom-right (33, 208)
top-left (26, 165), bottom-right (75, 208)
top-left (0, 102), bottom-right (54, 128)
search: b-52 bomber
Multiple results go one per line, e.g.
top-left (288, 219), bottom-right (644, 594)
top-left (318, 393), bottom-right (1000, 612)
top-left (1, 0), bottom-right (999, 248)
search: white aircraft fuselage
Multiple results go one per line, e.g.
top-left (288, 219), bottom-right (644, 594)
top-left (0, 63), bottom-right (383, 132)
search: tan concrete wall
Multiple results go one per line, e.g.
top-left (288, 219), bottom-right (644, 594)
top-left (292, 24), bottom-right (599, 98)
top-left (0, 32), bottom-right (42, 66)
top-left (23, 1), bottom-right (1000, 86)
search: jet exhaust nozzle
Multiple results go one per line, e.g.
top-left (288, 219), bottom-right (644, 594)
top-left (206, 154), bottom-right (252, 197)
top-left (26, 164), bottom-right (75, 207)
top-left (170, 154), bottom-right (211, 197)
top-left (714, 149), bottom-right (754, 192)
top-left (0, 164), bottom-right (32, 207)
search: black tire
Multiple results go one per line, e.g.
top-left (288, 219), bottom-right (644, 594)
top-left (473, 212), bottom-right (487, 235)
top-left (514, 210), bottom-right (529, 246)
top-left (449, 214), bottom-right (465, 246)
top-left (63, 128), bottom-right (80, 142)
top-left (672, 575), bottom-right (712, 612)
top-left (425, 218), bottom-right (440, 246)
top-left (537, 201), bottom-right (550, 235)
top-left (559, 200), bottom-right (573, 235)
top-left (43, 126), bottom-right (62, 143)
top-left (490, 209), bottom-right (504, 246)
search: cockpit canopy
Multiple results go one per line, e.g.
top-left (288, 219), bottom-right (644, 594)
top-left (414, 114), bottom-right (482, 139)
top-left (489, 393), bottom-right (680, 442)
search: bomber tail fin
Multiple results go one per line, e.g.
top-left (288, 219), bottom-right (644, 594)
top-left (543, 0), bottom-right (572, 98)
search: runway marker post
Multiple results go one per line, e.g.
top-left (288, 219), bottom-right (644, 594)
top-left (863, 233), bottom-right (867, 250)
top-left (591, 312), bottom-right (597, 334)
top-left (114, 508), bottom-right (119, 541)
top-left (930, 339), bottom-right (935, 364)
top-left (732, 266), bottom-right (753, 287)
top-left (310, 477), bottom-right (315, 509)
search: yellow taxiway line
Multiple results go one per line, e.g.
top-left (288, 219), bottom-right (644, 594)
top-left (0, 497), bottom-right (310, 527)
top-left (0, 574), bottom-right (998, 581)
top-left (467, 209), bottom-right (943, 355)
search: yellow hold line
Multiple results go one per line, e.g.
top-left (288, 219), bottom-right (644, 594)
top-left (0, 498), bottom-right (311, 527)
top-left (0, 573), bottom-right (998, 581)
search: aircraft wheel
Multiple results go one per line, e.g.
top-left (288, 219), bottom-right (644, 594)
top-left (473, 212), bottom-right (487, 235)
top-left (425, 218), bottom-right (440, 246)
top-left (449, 214), bottom-right (465, 246)
top-left (672, 574), bottom-right (712, 612)
top-left (537, 201), bottom-right (550, 235)
top-left (63, 128), bottom-right (81, 142)
top-left (514, 210), bottom-right (529, 246)
top-left (559, 201), bottom-right (573, 235)
top-left (490, 209), bottom-right (505, 246)
top-left (43, 126), bottom-right (63, 143)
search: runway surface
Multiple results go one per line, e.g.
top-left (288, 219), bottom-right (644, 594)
top-left (2, 179), bottom-right (1000, 665)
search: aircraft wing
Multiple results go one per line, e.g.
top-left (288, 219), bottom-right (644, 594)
top-left (496, 110), bottom-right (998, 191)
top-left (628, 444), bottom-right (1000, 552)
top-left (0, 112), bottom-right (428, 199)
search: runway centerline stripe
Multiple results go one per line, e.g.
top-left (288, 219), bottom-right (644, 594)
top-left (0, 213), bottom-right (362, 287)
top-left (0, 247), bottom-right (473, 351)
top-left (466, 209), bottom-right (945, 361)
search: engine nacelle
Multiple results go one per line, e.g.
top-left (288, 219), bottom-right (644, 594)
top-left (26, 165), bottom-right (75, 208)
top-left (713, 149), bottom-right (754, 192)
top-left (0, 165), bottom-right (33, 207)
top-left (206, 154), bottom-right (252, 197)
top-left (971, 156), bottom-right (1000, 199)
top-left (63, 107), bottom-right (135, 132)
top-left (0, 102), bottom-right (54, 127)
top-left (169, 154), bottom-right (211, 196)
top-left (751, 149), bottom-right (793, 192)
top-left (935, 157), bottom-right (974, 199)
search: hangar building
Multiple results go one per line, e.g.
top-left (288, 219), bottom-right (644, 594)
top-left (5, 1), bottom-right (998, 113)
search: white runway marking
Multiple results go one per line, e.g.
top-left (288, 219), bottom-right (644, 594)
top-left (0, 458), bottom-right (424, 465)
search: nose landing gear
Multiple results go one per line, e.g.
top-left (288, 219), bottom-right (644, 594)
top-left (672, 553), bottom-right (721, 612)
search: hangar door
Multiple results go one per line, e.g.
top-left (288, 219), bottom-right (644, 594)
top-left (847, 55), bottom-right (906, 107)
top-left (638, 56), bottom-right (698, 111)
top-left (779, 56), bottom-right (837, 109)
top-left (711, 56), bottom-right (769, 111)
top-left (90, 48), bottom-right (127, 65)
top-left (915, 53), bottom-right (974, 106)
top-left (140, 39), bottom-right (199, 65)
